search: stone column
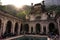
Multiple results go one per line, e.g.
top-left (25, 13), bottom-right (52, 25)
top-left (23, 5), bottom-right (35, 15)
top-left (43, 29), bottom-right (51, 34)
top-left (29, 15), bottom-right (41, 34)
top-left (40, 24), bottom-right (43, 34)
top-left (11, 22), bottom-right (15, 34)
top-left (46, 25), bottom-right (49, 34)
top-left (19, 23), bottom-right (21, 34)
top-left (29, 25), bottom-right (31, 33)
top-left (18, 23), bottom-right (21, 35)
top-left (2, 21), bottom-right (7, 34)
top-left (33, 25), bottom-right (36, 33)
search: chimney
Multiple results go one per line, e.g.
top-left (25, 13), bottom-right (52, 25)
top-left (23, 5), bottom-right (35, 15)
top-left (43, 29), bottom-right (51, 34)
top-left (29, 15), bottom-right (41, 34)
top-left (31, 3), bottom-right (33, 6)
top-left (42, 1), bottom-right (45, 5)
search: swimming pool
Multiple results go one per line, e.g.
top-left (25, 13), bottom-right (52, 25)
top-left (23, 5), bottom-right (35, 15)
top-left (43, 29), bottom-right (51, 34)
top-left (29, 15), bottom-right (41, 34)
top-left (13, 36), bottom-right (47, 40)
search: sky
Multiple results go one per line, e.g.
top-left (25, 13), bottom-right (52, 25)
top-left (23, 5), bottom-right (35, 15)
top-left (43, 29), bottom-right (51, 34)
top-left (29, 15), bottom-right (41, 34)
top-left (1, 0), bottom-right (43, 8)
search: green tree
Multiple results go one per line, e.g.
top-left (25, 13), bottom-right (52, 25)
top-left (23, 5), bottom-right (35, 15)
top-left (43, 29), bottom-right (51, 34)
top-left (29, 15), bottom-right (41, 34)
top-left (0, 5), bottom-right (31, 19)
top-left (5, 5), bottom-right (18, 15)
top-left (0, 5), bottom-right (18, 16)
top-left (46, 5), bottom-right (57, 12)
top-left (17, 5), bottom-right (31, 19)
top-left (46, 5), bottom-right (60, 14)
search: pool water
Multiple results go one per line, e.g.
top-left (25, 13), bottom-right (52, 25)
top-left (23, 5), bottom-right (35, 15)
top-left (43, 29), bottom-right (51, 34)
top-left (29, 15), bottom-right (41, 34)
top-left (13, 36), bottom-right (47, 40)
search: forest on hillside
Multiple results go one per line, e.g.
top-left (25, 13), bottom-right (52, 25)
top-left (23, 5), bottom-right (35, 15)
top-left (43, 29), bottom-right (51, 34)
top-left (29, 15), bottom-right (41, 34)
top-left (0, 5), bottom-right (31, 20)
top-left (0, 5), bottom-right (60, 20)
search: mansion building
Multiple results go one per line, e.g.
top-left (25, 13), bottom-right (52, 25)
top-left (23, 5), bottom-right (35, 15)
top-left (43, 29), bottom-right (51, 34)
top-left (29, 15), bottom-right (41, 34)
top-left (0, 1), bottom-right (60, 40)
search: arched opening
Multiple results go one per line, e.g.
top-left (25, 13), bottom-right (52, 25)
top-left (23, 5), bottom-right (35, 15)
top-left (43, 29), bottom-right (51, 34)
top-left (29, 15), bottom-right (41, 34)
top-left (24, 24), bottom-right (29, 33)
top-left (31, 27), bottom-right (33, 33)
top-left (36, 23), bottom-right (41, 34)
top-left (5, 21), bottom-right (12, 33)
top-left (43, 27), bottom-right (46, 34)
top-left (14, 23), bottom-right (18, 35)
top-left (48, 23), bottom-right (59, 35)
top-left (49, 23), bottom-right (55, 32)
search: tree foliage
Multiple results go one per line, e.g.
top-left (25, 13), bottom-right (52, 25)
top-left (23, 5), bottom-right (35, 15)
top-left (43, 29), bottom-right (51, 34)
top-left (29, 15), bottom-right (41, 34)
top-left (0, 5), bottom-right (18, 16)
top-left (46, 5), bottom-right (60, 14)
top-left (16, 5), bottom-right (31, 19)
top-left (1, 4), bottom-right (60, 19)
top-left (5, 5), bottom-right (18, 15)
top-left (0, 5), bottom-right (31, 19)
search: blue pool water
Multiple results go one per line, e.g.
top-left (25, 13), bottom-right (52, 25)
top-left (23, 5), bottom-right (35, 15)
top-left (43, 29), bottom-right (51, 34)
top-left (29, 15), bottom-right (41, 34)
top-left (12, 36), bottom-right (47, 40)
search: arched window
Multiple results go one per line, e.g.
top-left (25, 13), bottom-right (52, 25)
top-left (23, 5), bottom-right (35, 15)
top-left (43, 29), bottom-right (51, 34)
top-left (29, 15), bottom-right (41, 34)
top-left (43, 27), bottom-right (46, 34)
top-left (20, 24), bottom-right (23, 34)
top-left (31, 27), bottom-right (33, 33)
top-left (5, 21), bottom-right (12, 33)
top-left (36, 16), bottom-right (41, 20)
top-left (14, 23), bottom-right (18, 35)
top-left (36, 23), bottom-right (41, 34)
